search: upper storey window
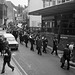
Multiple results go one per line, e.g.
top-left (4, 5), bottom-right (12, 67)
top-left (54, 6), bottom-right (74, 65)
top-left (43, 0), bottom-right (74, 8)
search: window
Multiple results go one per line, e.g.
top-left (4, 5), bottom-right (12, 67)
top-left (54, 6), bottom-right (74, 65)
top-left (62, 0), bottom-right (65, 3)
top-left (44, 0), bottom-right (50, 8)
top-left (52, 0), bottom-right (56, 5)
top-left (57, 0), bottom-right (62, 4)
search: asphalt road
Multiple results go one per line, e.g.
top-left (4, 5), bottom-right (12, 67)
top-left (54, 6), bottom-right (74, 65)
top-left (12, 42), bottom-right (75, 75)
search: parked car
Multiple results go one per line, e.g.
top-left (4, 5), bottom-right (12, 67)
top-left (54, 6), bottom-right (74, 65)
top-left (2, 33), bottom-right (19, 50)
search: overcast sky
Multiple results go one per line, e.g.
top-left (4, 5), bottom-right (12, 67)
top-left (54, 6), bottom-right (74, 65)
top-left (6, 0), bottom-right (28, 6)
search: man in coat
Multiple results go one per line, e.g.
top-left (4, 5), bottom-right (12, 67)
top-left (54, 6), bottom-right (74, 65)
top-left (1, 46), bottom-right (14, 74)
top-left (37, 36), bottom-right (42, 55)
top-left (43, 37), bottom-right (48, 53)
top-left (30, 36), bottom-right (34, 51)
top-left (23, 33), bottom-right (29, 47)
top-left (61, 44), bottom-right (71, 70)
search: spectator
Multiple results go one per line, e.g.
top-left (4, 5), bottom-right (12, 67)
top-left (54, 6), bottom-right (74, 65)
top-left (1, 46), bottom-right (14, 74)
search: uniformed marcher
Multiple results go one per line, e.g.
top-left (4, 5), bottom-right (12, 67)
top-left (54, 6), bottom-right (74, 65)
top-left (51, 37), bottom-right (58, 55)
top-left (37, 36), bottom-right (42, 55)
top-left (1, 46), bottom-right (14, 74)
top-left (43, 37), bottom-right (48, 53)
top-left (23, 33), bottom-right (29, 47)
top-left (19, 31), bottom-right (24, 44)
top-left (36, 36), bottom-right (39, 50)
top-left (30, 36), bottom-right (34, 51)
top-left (12, 30), bottom-right (18, 41)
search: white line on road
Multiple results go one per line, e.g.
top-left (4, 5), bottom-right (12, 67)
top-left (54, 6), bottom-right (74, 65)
top-left (12, 56), bottom-right (28, 75)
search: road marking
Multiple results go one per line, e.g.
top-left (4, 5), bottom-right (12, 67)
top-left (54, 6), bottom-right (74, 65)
top-left (11, 60), bottom-right (22, 75)
top-left (12, 56), bottom-right (28, 75)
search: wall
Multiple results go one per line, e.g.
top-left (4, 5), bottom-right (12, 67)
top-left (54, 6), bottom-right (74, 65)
top-left (6, 1), bottom-right (15, 24)
top-left (28, 0), bottom-right (43, 28)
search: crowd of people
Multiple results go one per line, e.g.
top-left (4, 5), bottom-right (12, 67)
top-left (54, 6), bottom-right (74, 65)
top-left (0, 29), bottom-right (75, 73)
top-left (51, 36), bottom-right (74, 70)
top-left (18, 31), bottom-right (48, 55)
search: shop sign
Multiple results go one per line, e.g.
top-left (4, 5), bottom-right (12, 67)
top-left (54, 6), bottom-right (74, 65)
top-left (60, 36), bottom-right (68, 39)
top-left (42, 16), bottom-right (54, 20)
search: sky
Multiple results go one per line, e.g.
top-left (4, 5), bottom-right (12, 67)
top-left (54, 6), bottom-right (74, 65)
top-left (6, 0), bottom-right (28, 6)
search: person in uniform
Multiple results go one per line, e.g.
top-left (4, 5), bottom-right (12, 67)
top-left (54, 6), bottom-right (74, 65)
top-left (37, 36), bottom-right (42, 55)
top-left (51, 37), bottom-right (58, 55)
top-left (23, 33), bottom-right (29, 47)
top-left (30, 36), bottom-right (34, 51)
top-left (43, 37), bottom-right (48, 53)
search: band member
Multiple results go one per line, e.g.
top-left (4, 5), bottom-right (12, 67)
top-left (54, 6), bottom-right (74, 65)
top-left (60, 44), bottom-right (71, 70)
top-left (43, 37), bottom-right (48, 53)
top-left (51, 37), bottom-right (58, 55)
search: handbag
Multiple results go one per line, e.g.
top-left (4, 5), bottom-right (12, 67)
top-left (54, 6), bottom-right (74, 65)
top-left (60, 56), bottom-right (65, 63)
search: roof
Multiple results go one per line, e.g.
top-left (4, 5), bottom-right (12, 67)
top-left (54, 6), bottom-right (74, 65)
top-left (29, 1), bottom-right (75, 16)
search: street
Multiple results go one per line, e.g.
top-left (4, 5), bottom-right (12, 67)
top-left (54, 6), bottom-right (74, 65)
top-left (0, 0), bottom-right (75, 75)
top-left (12, 40), bottom-right (75, 75)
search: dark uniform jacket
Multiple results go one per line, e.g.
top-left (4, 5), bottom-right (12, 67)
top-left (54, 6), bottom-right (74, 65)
top-left (23, 34), bottom-right (29, 43)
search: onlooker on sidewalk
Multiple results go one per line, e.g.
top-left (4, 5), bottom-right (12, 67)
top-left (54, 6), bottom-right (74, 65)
top-left (51, 36), bottom-right (58, 55)
top-left (1, 46), bottom-right (14, 74)
top-left (30, 35), bottom-right (35, 51)
top-left (60, 44), bottom-right (71, 70)
top-left (37, 36), bottom-right (42, 55)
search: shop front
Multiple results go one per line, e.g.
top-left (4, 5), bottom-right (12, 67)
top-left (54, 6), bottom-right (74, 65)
top-left (29, 1), bottom-right (75, 48)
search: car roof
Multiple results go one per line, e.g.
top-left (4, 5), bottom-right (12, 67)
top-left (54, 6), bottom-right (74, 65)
top-left (3, 33), bottom-right (14, 38)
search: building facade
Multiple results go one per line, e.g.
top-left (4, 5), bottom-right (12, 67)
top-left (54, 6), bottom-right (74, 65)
top-left (0, 0), bottom-right (7, 26)
top-left (41, 0), bottom-right (75, 35)
top-left (43, 0), bottom-right (73, 8)
top-left (6, 1), bottom-right (17, 24)
top-left (29, 0), bottom-right (75, 50)
top-left (28, 0), bottom-right (43, 32)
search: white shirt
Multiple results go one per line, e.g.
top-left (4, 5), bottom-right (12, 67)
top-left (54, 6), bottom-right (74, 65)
top-left (69, 44), bottom-right (74, 51)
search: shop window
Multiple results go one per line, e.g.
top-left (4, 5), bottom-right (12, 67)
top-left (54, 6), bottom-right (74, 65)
top-left (65, 0), bottom-right (71, 2)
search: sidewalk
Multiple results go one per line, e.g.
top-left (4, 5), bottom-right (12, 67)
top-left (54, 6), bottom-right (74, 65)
top-left (0, 56), bottom-right (22, 75)
top-left (47, 46), bottom-right (75, 67)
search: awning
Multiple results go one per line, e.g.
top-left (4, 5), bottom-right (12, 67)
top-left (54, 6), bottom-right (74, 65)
top-left (29, 1), bottom-right (75, 16)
